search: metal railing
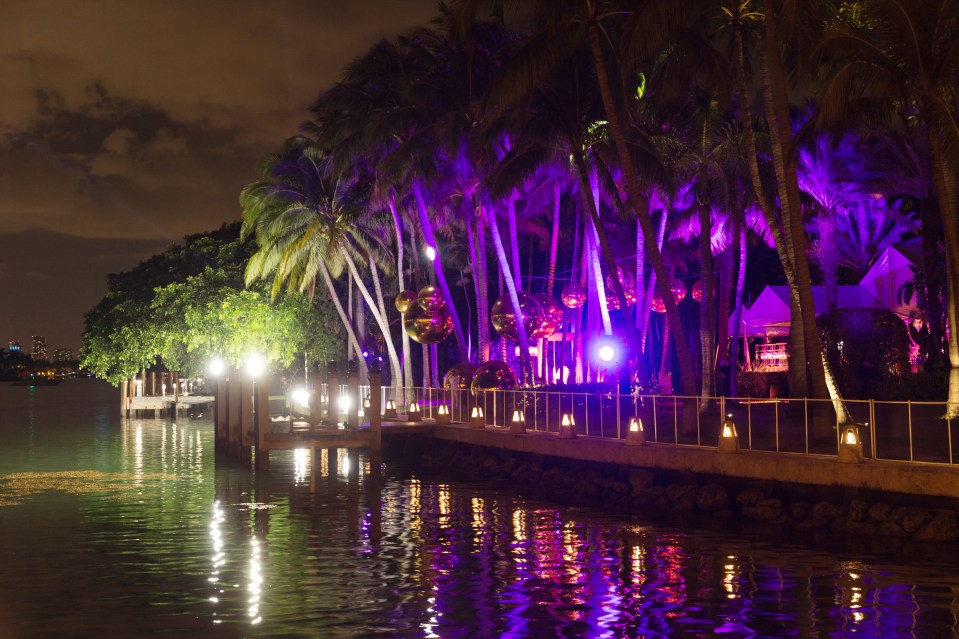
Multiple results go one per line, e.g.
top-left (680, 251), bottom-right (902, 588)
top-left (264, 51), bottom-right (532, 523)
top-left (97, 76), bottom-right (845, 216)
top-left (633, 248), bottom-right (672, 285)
top-left (307, 384), bottom-right (955, 466)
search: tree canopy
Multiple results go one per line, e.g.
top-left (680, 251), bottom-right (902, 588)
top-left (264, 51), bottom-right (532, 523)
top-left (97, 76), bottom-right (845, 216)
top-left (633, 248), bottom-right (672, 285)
top-left (81, 223), bottom-right (344, 385)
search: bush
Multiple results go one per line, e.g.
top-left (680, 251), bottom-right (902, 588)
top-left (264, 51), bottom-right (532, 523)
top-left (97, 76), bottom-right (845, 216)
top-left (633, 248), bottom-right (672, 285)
top-left (817, 308), bottom-right (909, 399)
top-left (736, 371), bottom-right (789, 398)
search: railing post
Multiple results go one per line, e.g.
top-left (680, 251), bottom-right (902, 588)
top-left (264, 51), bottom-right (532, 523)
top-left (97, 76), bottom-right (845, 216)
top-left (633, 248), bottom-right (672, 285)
top-left (673, 396), bottom-right (678, 444)
top-left (774, 397), bottom-right (778, 452)
top-left (869, 398), bottom-right (876, 460)
top-left (653, 394), bottom-right (658, 443)
top-left (616, 391), bottom-right (622, 440)
top-left (696, 396), bottom-right (701, 447)
top-left (803, 397), bottom-right (808, 454)
top-left (908, 400), bottom-right (914, 462)
top-left (948, 406), bottom-right (953, 465)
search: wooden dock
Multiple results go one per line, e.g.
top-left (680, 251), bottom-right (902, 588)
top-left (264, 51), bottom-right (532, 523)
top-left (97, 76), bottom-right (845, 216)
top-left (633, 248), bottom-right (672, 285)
top-left (213, 367), bottom-right (384, 470)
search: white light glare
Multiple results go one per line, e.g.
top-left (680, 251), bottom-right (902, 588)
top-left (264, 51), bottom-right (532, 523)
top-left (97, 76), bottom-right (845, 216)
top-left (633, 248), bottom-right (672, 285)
top-left (425, 246), bottom-right (437, 261)
top-left (598, 344), bottom-right (616, 362)
top-left (246, 354), bottom-right (266, 378)
top-left (208, 357), bottom-right (226, 377)
top-left (292, 387), bottom-right (310, 408)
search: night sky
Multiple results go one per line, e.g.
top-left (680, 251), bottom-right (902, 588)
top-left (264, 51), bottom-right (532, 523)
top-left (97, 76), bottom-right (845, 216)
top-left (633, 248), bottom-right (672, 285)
top-left (1, 0), bottom-right (439, 353)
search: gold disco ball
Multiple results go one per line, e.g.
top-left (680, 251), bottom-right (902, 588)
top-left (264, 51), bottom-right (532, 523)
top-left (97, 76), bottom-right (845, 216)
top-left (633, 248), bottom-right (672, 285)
top-left (531, 294), bottom-right (563, 338)
top-left (670, 278), bottom-right (687, 303)
top-left (416, 285), bottom-right (446, 314)
top-left (651, 296), bottom-right (666, 313)
top-left (491, 292), bottom-right (544, 342)
top-left (404, 303), bottom-right (453, 344)
top-left (560, 282), bottom-right (586, 309)
top-left (691, 280), bottom-right (713, 303)
top-left (604, 282), bottom-right (638, 310)
top-left (443, 363), bottom-right (478, 390)
top-left (470, 360), bottom-right (518, 396)
top-left (607, 290), bottom-right (622, 310)
top-left (395, 290), bottom-right (417, 314)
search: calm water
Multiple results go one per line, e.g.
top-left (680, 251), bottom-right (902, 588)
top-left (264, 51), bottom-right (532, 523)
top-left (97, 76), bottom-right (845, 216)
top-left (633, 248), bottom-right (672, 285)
top-left (1, 381), bottom-right (959, 638)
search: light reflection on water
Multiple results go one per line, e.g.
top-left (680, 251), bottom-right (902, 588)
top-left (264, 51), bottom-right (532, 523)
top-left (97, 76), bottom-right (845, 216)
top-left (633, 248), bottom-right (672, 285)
top-left (0, 380), bottom-right (958, 638)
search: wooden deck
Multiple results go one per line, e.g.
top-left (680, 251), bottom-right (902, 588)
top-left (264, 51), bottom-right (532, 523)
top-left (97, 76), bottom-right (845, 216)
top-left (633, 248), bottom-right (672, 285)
top-left (127, 394), bottom-right (214, 411)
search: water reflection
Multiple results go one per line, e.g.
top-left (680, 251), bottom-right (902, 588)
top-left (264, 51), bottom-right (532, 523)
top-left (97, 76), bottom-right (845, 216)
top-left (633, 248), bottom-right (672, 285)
top-left (1, 381), bottom-right (959, 638)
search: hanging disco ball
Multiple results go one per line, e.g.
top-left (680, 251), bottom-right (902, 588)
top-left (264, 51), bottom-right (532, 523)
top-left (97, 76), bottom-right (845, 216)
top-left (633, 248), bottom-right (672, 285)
top-left (531, 294), bottom-right (563, 338)
top-left (404, 303), bottom-right (453, 344)
top-left (470, 360), bottom-right (518, 396)
top-left (560, 282), bottom-right (587, 309)
top-left (670, 278), bottom-right (687, 303)
top-left (416, 285), bottom-right (446, 314)
top-left (491, 292), bottom-right (544, 343)
top-left (443, 363), bottom-right (478, 390)
top-left (606, 290), bottom-right (622, 310)
top-left (651, 296), bottom-right (667, 313)
top-left (692, 280), bottom-right (703, 303)
top-left (395, 290), bottom-right (417, 314)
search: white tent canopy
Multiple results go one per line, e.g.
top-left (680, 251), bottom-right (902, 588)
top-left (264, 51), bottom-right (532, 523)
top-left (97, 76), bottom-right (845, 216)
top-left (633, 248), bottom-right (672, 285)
top-left (731, 285), bottom-right (886, 338)
top-left (859, 242), bottom-right (922, 320)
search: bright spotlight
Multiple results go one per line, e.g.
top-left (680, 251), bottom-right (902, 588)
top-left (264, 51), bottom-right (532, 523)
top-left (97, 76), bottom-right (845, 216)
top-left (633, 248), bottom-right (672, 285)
top-left (598, 344), bottom-right (616, 362)
top-left (425, 246), bottom-right (437, 262)
top-left (292, 387), bottom-right (310, 408)
top-left (208, 357), bottom-right (226, 377)
top-left (246, 354), bottom-right (266, 378)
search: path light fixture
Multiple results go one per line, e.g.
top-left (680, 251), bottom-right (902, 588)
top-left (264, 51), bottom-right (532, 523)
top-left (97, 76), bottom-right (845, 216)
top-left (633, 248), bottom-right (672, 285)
top-left (838, 424), bottom-right (864, 463)
top-left (436, 404), bottom-right (451, 424)
top-left (718, 413), bottom-right (739, 453)
top-left (627, 417), bottom-right (646, 446)
top-left (469, 405), bottom-right (485, 429)
top-left (510, 409), bottom-right (526, 434)
top-left (407, 400), bottom-right (422, 422)
top-left (384, 399), bottom-right (398, 419)
top-left (559, 413), bottom-right (577, 439)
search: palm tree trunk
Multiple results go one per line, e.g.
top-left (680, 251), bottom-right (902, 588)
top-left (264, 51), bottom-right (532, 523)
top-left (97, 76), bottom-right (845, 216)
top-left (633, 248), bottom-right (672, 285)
top-left (586, 23), bottom-right (696, 399)
top-left (734, 23), bottom-right (807, 397)
top-left (484, 202), bottom-right (534, 382)
top-left (587, 174), bottom-right (612, 335)
top-left (342, 250), bottom-right (403, 391)
top-left (729, 219), bottom-right (747, 397)
top-left (546, 182), bottom-right (561, 297)
top-left (475, 215), bottom-right (491, 362)
top-left (507, 193), bottom-right (523, 291)
top-left (928, 132), bottom-right (959, 418)
top-left (389, 199), bottom-right (415, 393)
top-left (760, 1), bottom-right (850, 432)
top-left (640, 203), bottom-right (669, 355)
top-left (699, 203), bottom-right (716, 409)
top-left (318, 262), bottom-right (368, 379)
top-left (412, 180), bottom-right (469, 361)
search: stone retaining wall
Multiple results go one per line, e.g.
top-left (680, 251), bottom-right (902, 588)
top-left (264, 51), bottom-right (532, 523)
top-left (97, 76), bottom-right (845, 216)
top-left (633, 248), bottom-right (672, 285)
top-left (402, 438), bottom-right (959, 545)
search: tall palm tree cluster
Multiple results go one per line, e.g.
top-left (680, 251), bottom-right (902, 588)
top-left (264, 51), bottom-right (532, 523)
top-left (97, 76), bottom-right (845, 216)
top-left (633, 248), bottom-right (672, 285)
top-left (240, 0), bottom-right (959, 421)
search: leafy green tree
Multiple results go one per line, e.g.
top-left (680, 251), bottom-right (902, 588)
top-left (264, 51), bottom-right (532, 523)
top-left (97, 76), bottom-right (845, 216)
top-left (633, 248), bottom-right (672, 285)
top-left (81, 224), bottom-right (342, 385)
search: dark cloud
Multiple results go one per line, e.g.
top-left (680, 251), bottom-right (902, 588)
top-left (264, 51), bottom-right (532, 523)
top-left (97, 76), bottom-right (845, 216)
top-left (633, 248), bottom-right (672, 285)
top-left (0, 0), bottom-right (441, 350)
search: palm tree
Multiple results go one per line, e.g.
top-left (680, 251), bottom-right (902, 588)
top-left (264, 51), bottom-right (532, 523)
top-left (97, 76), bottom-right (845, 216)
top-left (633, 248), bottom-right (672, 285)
top-left (239, 140), bottom-right (404, 387)
top-left (457, 0), bottom-right (699, 399)
top-left (818, 0), bottom-right (959, 416)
